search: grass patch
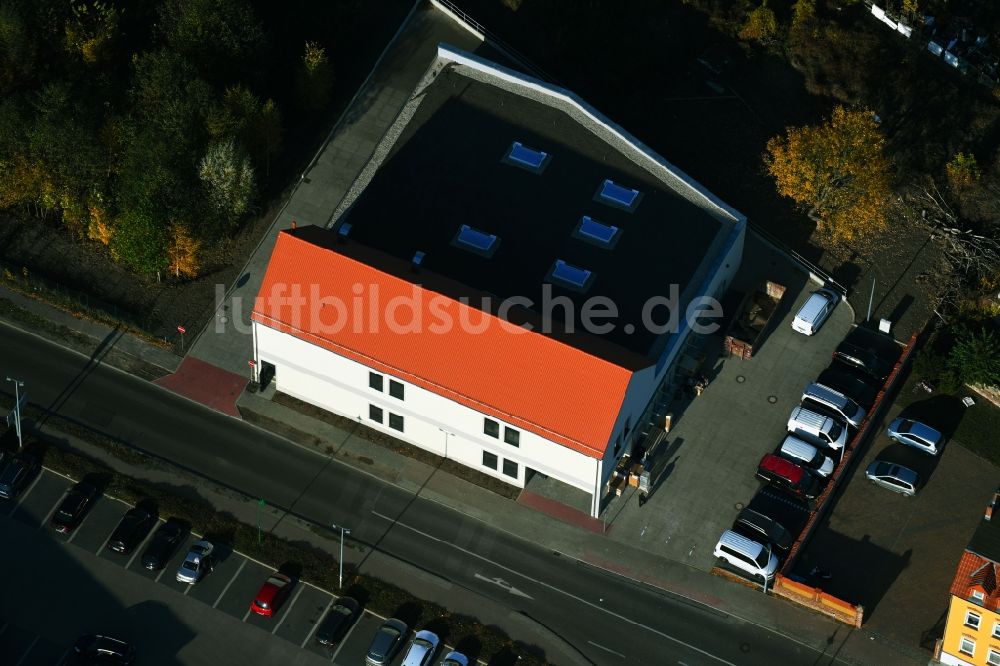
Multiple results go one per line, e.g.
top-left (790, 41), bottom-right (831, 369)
top-left (0, 296), bottom-right (95, 348)
top-left (269, 392), bottom-right (522, 500)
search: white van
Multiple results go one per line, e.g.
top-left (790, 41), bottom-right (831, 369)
top-left (787, 405), bottom-right (847, 453)
top-left (791, 288), bottom-right (840, 336)
top-left (803, 383), bottom-right (866, 428)
top-left (779, 435), bottom-right (835, 477)
top-left (714, 530), bottom-right (779, 582)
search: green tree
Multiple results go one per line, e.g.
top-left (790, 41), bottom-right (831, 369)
top-left (109, 206), bottom-right (168, 275)
top-left (251, 98), bottom-right (282, 178)
top-left (198, 139), bottom-right (255, 228)
top-left (0, 2), bottom-right (35, 93)
top-left (949, 326), bottom-right (1000, 388)
top-left (764, 106), bottom-right (892, 244)
top-left (64, 0), bottom-right (121, 64)
top-left (157, 0), bottom-right (263, 81)
top-left (131, 51), bottom-right (214, 156)
top-left (739, 1), bottom-right (779, 46)
top-left (295, 41), bottom-right (334, 112)
top-left (945, 152), bottom-right (980, 191)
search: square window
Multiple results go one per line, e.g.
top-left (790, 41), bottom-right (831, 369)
top-left (389, 380), bottom-right (404, 400)
top-left (989, 649), bottom-right (1000, 666)
top-left (504, 141), bottom-right (550, 173)
top-left (484, 418), bottom-right (499, 439)
top-left (368, 404), bottom-right (383, 423)
top-left (961, 637), bottom-right (976, 656)
top-left (504, 427), bottom-right (520, 447)
top-left (502, 459), bottom-right (518, 479)
top-left (596, 178), bottom-right (641, 211)
top-left (993, 622), bottom-right (1000, 639)
top-left (967, 611), bottom-right (982, 629)
top-left (482, 451), bottom-right (498, 470)
top-left (973, 590), bottom-right (986, 602)
top-left (389, 413), bottom-right (404, 432)
top-left (369, 372), bottom-right (383, 391)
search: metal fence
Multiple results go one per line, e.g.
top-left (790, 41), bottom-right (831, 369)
top-left (748, 220), bottom-right (850, 296)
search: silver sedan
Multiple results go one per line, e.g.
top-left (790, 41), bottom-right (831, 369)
top-left (865, 460), bottom-right (920, 497)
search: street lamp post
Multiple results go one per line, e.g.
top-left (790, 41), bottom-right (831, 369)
top-left (331, 523), bottom-right (350, 589)
top-left (5, 377), bottom-right (24, 449)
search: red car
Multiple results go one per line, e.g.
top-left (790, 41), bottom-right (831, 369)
top-left (250, 573), bottom-right (293, 617)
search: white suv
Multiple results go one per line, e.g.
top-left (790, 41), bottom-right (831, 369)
top-left (714, 530), bottom-right (779, 582)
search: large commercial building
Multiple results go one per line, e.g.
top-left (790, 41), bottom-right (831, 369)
top-left (251, 45), bottom-right (746, 516)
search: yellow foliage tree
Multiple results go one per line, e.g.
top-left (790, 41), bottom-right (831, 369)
top-left (945, 152), bottom-right (980, 190)
top-left (87, 195), bottom-right (112, 245)
top-left (789, 0), bottom-right (818, 42)
top-left (167, 223), bottom-right (201, 279)
top-left (739, 2), bottom-right (779, 46)
top-left (764, 106), bottom-right (892, 244)
top-left (0, 155), bottom-right (56, 211)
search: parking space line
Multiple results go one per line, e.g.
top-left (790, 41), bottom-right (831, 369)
top-left (56, 648), bottom-right (71, 666)
top-left (126, 523), bottom-right (159, 570)
top-left (66, 509), bottom-right (95, 545)
top-left (301, 597), bottom-right (334, 648)
top-left (13, 635), bottom-right (39, 666)
top-left (38, 492), bottom-right (63, 531)
top-left (10, 473), bottom-right (43, 512)
top-left (329, 613), bottom-right (360, 663)
top-left (155, 564), bottom-right (169, 583)
top-left (241, 607), bottom-right (252, 622)
top-left (95, 530), bottom-right (113, 555)
top-left (273, 585), bottom-right (306, 635)
top-left (212, 559), bottom-right (248, 609)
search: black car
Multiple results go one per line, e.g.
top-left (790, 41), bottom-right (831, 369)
top-left (70, 634), bottom-right (135, 665)
top-left (832, 341), bottom-right (892, 384)
top-left (0, 454), bottom-right (38, 500)
top-left (733, 507), bottom-right (794, 555)
top-left (316, 596), bottom-right (360, 646)
top-left (817, 368), bottom-right (879, 409)
top-left (107, 507), bottom-right (156, 554)
top-left (140, 518), bottom-right (187, 570)
top-left (51, 481), bottom-right (99, 533)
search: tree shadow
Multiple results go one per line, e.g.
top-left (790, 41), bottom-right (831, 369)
top-left (903, 394), bottom-right (966, 440)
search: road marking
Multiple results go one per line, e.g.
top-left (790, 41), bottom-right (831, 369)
top-left (155, 563), bottom-right (168, 583)
top-left (126, 522), bottom-right (159, 570)
top-left (95, 531), bottom-right (114, 555)
top-left (213, 558), bottom-right (248, 608)
top-left (301, 597), bottom-right (334, 648)
top-left (587, 641), bottom-right (625, 659)
top-left (273, 585), bottom-right (305, 634)
top-left (13, 635), bottom-right (40, 666)
top-left (473, 572), bottom-right (533, 599)
top-left (329, 611), bottom-right (361, 663)
top-left (9, 472), bottom-right (43, 514)
top-left (56, 648), bottom-right (71, 665)
top-left (242, 607), bottom-right (252, 622)
top-left (38, 491), bottom-right (64, 531)
top-left (371, 510), bottom-right (739, 666)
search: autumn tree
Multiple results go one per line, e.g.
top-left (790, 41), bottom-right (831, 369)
top-left (206, 85), bottom-right (283, 177)
top-left (764, 106), bottom-right (892, 244)
top-left (167, 222), bottom-right (202, 279)
top-left (64, 0), bottom-right (121, 64)
top-left (0, 2), bottom-right (35, 94)
top-left (295, 41), bottom-right (334, 112)
top-left (945, 152), bottom-right (980, 191)
top-left (198, 139), bottom-right (255, 229)
top-left (739, 2), bottom-right (779, 46)
top-left (789, 0), bottom-right (818, 48)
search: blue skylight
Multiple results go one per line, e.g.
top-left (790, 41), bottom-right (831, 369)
top-left (577, 216), bottom-right (619, 246)
top-left (551, 259), bottom-right (593, 289)
top-left (338, 222), bottom-right (352, 237)
top-left (505, 141), bottom-right (549, 173)
top-left (598, 179), bottom-right (641, 209)
top-left (455, 225), bottom-right (498, 253)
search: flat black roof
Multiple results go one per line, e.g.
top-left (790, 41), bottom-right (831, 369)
top-left (970, 514), bottom-right (1000, 563)
top-left (337, 60), bottom-right (732, 357)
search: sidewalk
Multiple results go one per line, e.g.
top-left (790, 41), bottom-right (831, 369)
top-left (237, 391), bottom-right (927, 666)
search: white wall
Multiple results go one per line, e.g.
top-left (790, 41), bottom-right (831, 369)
top-left (255, 323), bottom-right (600, 495)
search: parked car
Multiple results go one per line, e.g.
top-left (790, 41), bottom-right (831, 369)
top-left (400, 629), bottom-right (439, 666)
top-left (816, 368), bottom-right (879, 409)
top-left (778, 435), bottom-right (835, 478)
top-left (0, 453), bottom-right (38, 500)
top-left (756, 454), bottom-right (822, 500)
top-left (865, 461), bottom-right (920, 497)
top-left (832, 341), bottom-right (891, 383)
top-left (713, 529), bottom-right (779, 582)
top-left (791, 288), bottom-right (840, 336)
top-left (250, 572), bottom-right (293, 617)
top-left (175, 540), bottom-right (214, 582)
top-left (107, 507), bottom-right (156, 554)
top-left (732, 507), bottom-right (794, 555)
top-left (141, 519), bottom-right (186, 570)
top-left (802, 382), bottom-right (866, 428)
top-left (745, 486), bottom-right (810, 539)
top-left (315, 596), bottom-right (360, 646)
top-left (70, 634), bottom-right (135, 665)
top-left (51, 481), bottom-right (98, 533)
top-left (887, 418), bottom-right (943, 455)
top-left (365, 618), bottom-right (408, 666)
top-left (787, 405), bottom-right (847, 454)
top-left (441, 651), bottom-right (470, 666)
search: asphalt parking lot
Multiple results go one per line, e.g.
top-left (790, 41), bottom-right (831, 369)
top-left (606, 231), bottom-right (855, 570)
top-left (799, 401), bottom-right (999, 650)
top-left (0, 467), bottom-right (459, 666)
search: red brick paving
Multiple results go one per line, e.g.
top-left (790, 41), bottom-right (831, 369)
top-left (517, 489), bottom-right (608, 535)
top-left (154, 356), bottom-right (247, 418)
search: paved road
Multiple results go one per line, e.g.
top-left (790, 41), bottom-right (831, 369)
top-left (0, 323), bottom-right (837, 665)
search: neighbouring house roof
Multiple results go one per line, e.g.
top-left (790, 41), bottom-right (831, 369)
top-left (252, 228), bottom-right (635, 458)
top-left (949, 510), bottom-right (1000, 610)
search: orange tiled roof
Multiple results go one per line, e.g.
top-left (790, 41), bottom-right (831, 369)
top-left (251, 230), bottom-right (635, 458)
top-left (951, 551), bottom-right (1000, 611)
